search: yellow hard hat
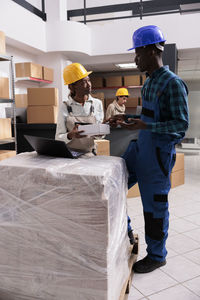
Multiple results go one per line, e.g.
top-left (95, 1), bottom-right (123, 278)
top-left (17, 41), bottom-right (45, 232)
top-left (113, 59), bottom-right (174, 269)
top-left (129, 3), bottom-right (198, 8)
top-left (63, 63), bottom-right (92, 85)
top-left (116, 88), bottom-right (129, 97)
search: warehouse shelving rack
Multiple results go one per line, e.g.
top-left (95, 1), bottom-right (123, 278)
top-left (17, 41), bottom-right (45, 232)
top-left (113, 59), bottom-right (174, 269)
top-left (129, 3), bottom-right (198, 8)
top-left (0, 55), bottom-right (17, 152)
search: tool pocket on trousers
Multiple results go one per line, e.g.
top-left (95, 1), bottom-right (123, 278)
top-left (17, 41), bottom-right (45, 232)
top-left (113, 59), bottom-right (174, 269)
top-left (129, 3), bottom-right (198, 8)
top-left (156, 147), bottom-right (171, 177)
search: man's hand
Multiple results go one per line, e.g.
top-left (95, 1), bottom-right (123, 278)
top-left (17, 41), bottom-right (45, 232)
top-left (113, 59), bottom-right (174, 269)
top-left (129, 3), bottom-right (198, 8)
top-left (67, 124), bottom-right (87, 140)
top-left (107, 114), bottom-right (126, 127)
top-left (118, 118), bottom-right (147, 130)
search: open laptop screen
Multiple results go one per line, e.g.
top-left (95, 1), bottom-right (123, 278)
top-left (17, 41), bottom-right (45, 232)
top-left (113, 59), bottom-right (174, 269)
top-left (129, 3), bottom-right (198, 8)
top-left (24, 135), bottom-right (83, 159)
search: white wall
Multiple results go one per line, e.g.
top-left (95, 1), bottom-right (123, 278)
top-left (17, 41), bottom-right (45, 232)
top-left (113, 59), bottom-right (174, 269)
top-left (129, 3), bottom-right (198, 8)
top-left (185, 81), bottom-right (200, 139)
top-left (0, 0), bottom-right (46, 52)
top-left (90, 13), bottom-right (200, 56)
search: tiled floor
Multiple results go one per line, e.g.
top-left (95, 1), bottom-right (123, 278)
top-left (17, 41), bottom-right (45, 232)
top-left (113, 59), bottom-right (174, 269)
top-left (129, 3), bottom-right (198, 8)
top-left (127, 151), bottom-right (200, 300)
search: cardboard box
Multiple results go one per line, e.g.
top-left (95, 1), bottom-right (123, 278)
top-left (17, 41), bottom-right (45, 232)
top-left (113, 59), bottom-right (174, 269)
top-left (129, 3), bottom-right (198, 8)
top-left (0, 150), bottom-right (16, 161)
top-left (91, 77), bottom-right (104, 88)
top-left (0, 118), bottom-right (12, 139)
top-left (0, 31), bottom-right (6, 54)
top-left (127, 183), bottom-right (140, 198)
top-left (124, 75), bottom-right (140, 86)
top-left (27, 106), bottom-right (58, 124)
top-left (125, 97), bottom-right (139, 108)
top-left (15, 62), bottom-right (43, 79)
top-left (27, 88), bottom-right (58, 106)
top-left (15, 94), bottom-right (28, 108)
top-left (42, 67), bottom-right (54, 81)
top-left (0, 77), bottom-right (9, 99)
top-left (95, 139), bottom-right (110, 156)
top-left (105, 76), bottom-right (122, 87)
top-left (172, 153), bottom-right (184, 172)
top-left (170, 169), bottom-right (185, 188)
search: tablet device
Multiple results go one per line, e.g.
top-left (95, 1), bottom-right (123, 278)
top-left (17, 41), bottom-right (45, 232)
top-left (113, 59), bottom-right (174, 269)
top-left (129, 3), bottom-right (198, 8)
top-left (24, 135), bottom-right (85, 159)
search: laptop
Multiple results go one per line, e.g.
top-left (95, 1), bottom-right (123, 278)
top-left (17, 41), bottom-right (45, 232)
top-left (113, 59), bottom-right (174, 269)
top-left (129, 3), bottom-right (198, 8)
top-left (24, 135), bottom-right (85, 159)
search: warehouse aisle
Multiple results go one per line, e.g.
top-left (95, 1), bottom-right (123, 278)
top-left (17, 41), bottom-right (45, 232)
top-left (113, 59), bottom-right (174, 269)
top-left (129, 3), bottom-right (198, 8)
top-left (127, 152), bottom-right (200, 300)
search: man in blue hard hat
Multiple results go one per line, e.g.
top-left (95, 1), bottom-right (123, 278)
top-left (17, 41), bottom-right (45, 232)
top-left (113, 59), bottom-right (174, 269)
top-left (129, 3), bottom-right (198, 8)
top-left (109, 25), bottom-right (189, 273)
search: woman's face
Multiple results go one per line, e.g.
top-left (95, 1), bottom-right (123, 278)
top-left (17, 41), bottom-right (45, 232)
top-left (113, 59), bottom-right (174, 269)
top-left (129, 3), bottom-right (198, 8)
top-left (117, 96), bottom-right (128, 106)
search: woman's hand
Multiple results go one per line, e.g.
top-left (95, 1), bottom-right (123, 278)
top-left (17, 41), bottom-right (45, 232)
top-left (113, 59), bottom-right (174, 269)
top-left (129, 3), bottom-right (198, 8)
top-left (67, 124), bottom-right (87, 139)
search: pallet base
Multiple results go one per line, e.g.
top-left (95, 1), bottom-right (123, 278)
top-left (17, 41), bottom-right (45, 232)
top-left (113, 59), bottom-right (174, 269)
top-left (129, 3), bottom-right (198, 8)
top-left (119, 234), bottom-right (139, 300)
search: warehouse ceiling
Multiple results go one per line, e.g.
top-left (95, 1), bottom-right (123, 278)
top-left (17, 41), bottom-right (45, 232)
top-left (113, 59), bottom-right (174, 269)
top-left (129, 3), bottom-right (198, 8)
top-left (64, 48), bottom-right (200, 81)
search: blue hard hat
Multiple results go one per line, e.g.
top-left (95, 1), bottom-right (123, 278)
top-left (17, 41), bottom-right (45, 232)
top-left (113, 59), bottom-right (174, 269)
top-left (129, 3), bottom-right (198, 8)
top-left (128, 25), bottom-right (166, 51)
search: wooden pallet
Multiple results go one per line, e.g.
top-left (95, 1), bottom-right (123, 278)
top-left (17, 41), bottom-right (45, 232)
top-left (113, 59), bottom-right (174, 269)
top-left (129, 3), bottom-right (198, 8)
top-left (119, 234), bottom-right (139, 300)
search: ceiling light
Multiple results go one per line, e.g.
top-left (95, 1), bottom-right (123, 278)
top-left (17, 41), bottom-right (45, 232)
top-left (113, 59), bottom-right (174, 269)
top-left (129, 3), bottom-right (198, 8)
top-left (115, 63), bottom-right (137, 69)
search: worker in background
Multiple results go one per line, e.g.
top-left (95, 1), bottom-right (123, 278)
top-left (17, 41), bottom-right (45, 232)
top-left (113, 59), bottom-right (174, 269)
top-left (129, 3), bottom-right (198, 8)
top-left (106, 87), bottom-right (129, 120)
top-left (109, 25), bottom-right (189, 273)
top-left (55, 63), bottom-right (104, 155)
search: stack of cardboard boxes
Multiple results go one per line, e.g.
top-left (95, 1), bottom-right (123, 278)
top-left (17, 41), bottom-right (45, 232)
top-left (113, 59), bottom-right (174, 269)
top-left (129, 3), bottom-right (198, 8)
top-left (27, 88), bottom-right (58, 124)
top-left (0, 31), bottom-right (16, 161)
top-left (15, 62), bottom-right (54, 82)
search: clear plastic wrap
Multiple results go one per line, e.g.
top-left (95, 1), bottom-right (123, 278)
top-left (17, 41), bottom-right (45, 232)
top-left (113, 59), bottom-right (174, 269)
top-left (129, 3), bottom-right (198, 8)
top-left (0, 152), bottom-right (130, 300)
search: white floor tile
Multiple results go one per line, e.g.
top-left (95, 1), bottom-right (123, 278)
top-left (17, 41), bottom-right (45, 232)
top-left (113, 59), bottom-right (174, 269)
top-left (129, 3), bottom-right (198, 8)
top-left (128, 285), bottom-right (145, 299)
top-left (184, 213), bottom-right (200, 226)
top-left (183, 228), bottom-right (200, 243)
top-left (148, 284), bottom-right (200, 300)
top-left (166, 232), bottom-right (199, 254)
top-left (183, 248), bottom-right (200, 265)
top-left (170, 218), bottom-right (198, 233)
top-left (183, 276), bottom-right (200, 296)
top-left (161, 255), bottom-right (200, 282)
top-left (132, 269), bottom-right (177, 296)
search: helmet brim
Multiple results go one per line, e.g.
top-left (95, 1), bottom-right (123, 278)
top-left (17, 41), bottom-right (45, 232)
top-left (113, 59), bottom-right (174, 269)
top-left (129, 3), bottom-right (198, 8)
top-left (64, 71), bottom-right (93, 85)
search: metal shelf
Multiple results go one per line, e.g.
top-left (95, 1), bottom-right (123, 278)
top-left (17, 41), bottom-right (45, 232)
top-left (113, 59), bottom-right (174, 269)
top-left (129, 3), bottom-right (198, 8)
top-left (0, 137), bottom-right (15, 145)
top-left (93, 85), bottom-right (142, 90)
top-left (0, 54), bottom-right (12, 62)
top-left (0, 99), bottom-right (14, 104)
top-left (15, 77), bottom-right (53, 84)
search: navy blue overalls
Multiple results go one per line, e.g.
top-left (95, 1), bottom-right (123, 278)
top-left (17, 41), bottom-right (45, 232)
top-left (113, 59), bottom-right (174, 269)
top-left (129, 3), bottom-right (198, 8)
top-left (124, 72), bottom-right (182, 262)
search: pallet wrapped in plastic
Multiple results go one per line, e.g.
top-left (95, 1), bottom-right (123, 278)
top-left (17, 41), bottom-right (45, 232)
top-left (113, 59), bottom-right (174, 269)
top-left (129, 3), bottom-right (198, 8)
top-left (0, 152), bottom-right (130, 300)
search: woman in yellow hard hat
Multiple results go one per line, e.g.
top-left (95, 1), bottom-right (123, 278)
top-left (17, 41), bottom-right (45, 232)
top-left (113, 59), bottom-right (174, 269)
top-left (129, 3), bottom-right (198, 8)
top-left (105, 88), bottom-right (129, 120)
top-left (55, 63), bottom-right (104, 154)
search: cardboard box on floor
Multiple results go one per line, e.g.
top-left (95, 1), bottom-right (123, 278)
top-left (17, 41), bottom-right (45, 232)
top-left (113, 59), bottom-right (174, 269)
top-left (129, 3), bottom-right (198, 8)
top-left (15, 62), bottom-right (43, 79)
top-left (0, 150), bottom-right (16, 161)
top-left (0, 118), bottom-right (12, 139)
top-left (0, 77), bottom-right (9, 99)
top-left (0, 31), bottom-right (6, 54)
top-left (27, 88), bottom-right (58, 106)
top-left (95, 140), bottom-right (110, 156)
top-left (127, 153), bottom-right (185, 198)
top-left (170, 153), bottom-right (184, 188)
top-left (27, 106), bottom-right (58, 124)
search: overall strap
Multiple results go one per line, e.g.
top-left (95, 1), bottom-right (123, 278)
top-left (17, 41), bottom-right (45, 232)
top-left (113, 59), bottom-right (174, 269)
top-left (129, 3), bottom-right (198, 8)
top-left (90, 104), bottom-right (94, 114)
top-left (64, 102), bottom-right (73, 114)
